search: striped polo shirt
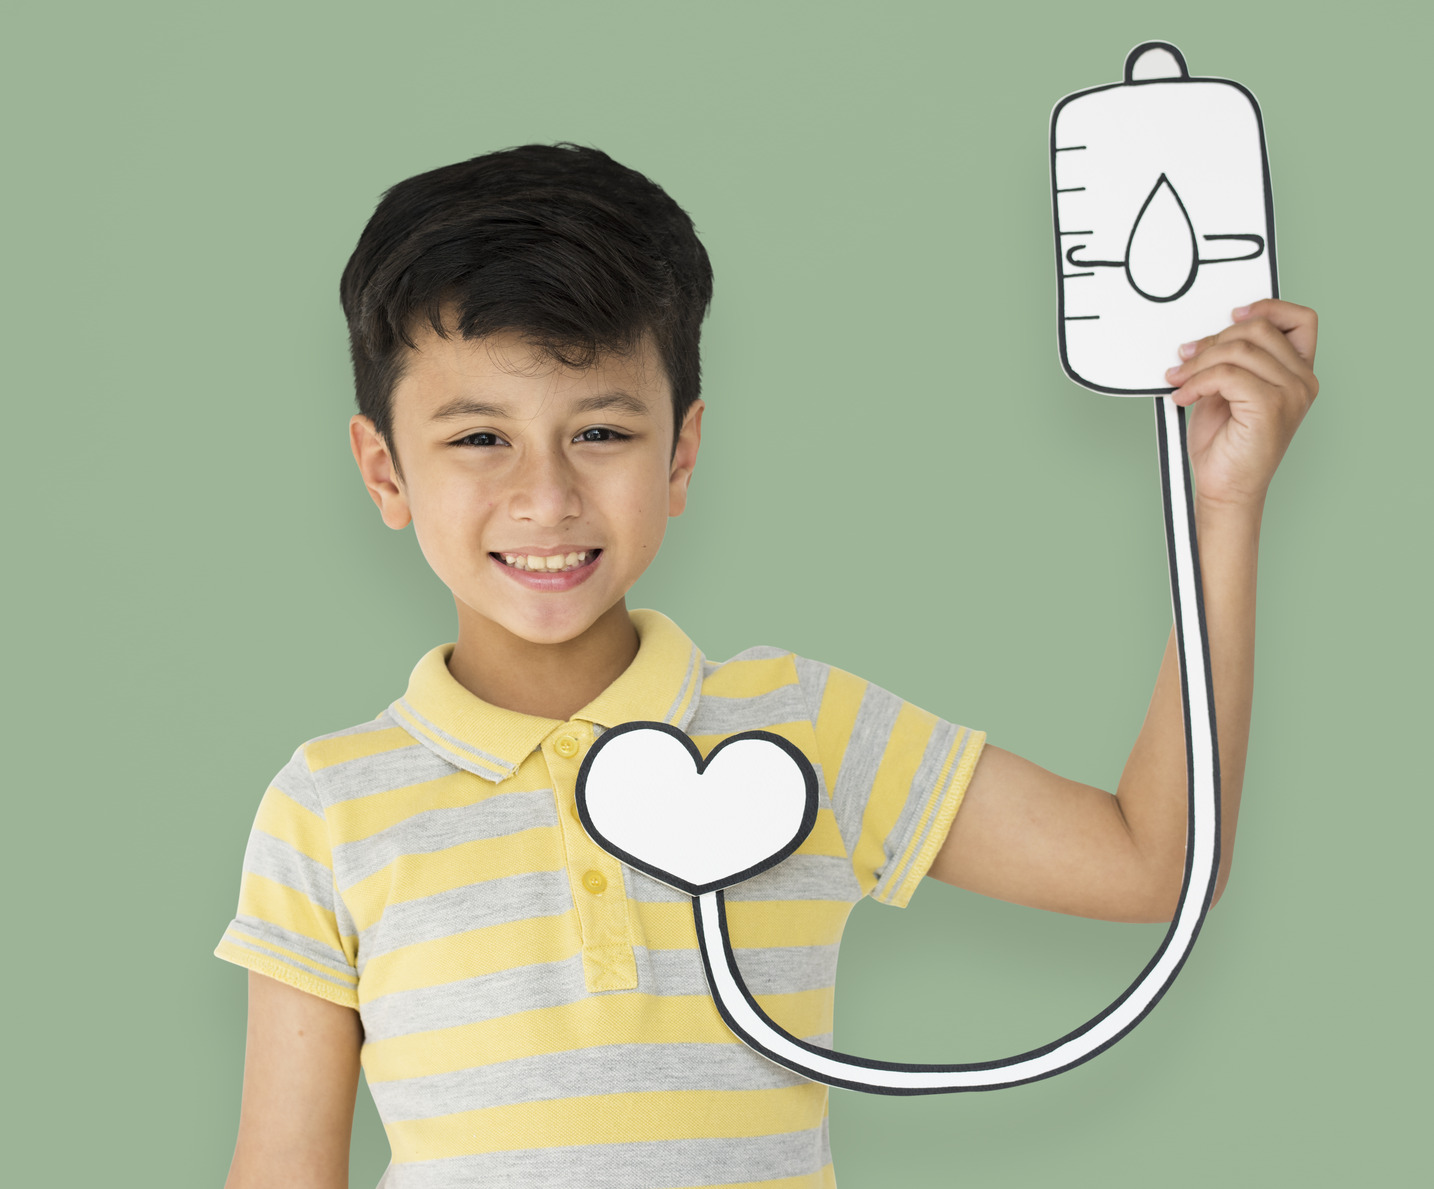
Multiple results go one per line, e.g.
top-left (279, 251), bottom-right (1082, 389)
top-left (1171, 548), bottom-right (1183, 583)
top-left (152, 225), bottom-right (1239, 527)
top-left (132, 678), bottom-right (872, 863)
top-left (216, 609), bottom-right (983, 1188)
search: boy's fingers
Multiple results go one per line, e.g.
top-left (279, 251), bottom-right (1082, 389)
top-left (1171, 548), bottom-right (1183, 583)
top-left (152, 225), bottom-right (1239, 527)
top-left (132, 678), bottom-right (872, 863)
top-left (1233, 299), bottom-right (1319, 364)
top-left (1170, 324), bottom-right (1318, 399)
top-left (1167, 339), bottom-right (1298, 395)
top-left (1168, 362), bottom-right (1282, 410)
top-left (1176, 314), bottom-right (1319, 399)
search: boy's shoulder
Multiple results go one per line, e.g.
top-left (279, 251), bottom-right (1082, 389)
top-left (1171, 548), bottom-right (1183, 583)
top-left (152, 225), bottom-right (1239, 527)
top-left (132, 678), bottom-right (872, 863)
top-left (270, 710), bottom-right (448, 816)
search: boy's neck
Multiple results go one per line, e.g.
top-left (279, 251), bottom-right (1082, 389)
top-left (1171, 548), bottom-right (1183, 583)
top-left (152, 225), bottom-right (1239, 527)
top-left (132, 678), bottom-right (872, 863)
top-left (446, 599), bottom-right (640, 721)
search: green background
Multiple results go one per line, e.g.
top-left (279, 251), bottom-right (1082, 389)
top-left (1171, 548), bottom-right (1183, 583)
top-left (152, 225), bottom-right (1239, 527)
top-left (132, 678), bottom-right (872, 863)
top-left (6, 1), bottom-right (1428, 1185)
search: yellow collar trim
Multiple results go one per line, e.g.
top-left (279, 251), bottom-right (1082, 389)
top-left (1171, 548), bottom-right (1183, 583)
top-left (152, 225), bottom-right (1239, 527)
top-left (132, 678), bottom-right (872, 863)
top-left (391, 609), bottom-right (704, 781)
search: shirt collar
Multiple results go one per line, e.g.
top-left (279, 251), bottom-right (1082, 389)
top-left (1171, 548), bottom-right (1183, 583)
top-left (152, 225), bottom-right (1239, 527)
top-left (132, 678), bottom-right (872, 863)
top-left (389, 609), bottom-right (705, 782)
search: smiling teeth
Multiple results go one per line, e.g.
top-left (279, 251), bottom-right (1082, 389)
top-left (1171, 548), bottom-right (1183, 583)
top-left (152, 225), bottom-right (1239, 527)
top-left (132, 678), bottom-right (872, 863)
top-left (501, 551), bottom-right (592, 572)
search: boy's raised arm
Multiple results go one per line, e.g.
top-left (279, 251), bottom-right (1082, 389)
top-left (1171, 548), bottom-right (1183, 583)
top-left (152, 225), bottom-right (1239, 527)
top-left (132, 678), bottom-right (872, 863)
top-left (224, 971), bottom-right (363, 1189)
top-left (928, 299), bottom-right (1319, 923)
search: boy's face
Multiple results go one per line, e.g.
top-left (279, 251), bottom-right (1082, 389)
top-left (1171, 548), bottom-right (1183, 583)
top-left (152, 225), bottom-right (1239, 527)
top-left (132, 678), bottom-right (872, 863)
top-left (351, 326), bottom-right (702, 648)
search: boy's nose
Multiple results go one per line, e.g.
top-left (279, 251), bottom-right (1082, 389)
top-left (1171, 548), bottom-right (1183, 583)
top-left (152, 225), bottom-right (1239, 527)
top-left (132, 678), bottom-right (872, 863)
top-left (509, 449), bottom-right (582, 525)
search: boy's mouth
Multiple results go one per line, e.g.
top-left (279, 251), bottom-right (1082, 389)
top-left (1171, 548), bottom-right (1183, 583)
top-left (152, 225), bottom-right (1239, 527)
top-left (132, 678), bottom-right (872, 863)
top-left (492, 549), bottom-right (600, 574)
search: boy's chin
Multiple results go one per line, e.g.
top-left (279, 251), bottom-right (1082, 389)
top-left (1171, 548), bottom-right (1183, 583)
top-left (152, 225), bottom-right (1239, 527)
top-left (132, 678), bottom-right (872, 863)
top-left (463, 595), bottom-right (630, 649)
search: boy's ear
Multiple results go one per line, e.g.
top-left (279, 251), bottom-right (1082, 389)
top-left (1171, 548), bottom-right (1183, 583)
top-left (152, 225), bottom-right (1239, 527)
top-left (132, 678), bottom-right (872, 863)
top-left (668, 399), bottom-right (704, 517)
top-left (349, 415), bottom-right (412, 530)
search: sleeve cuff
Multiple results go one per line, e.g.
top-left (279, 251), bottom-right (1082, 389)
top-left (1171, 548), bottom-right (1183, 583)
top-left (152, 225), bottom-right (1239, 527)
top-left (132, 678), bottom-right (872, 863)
top-left (871, 727), bottom-right (986, 908)
top-left (215, 926), bottom-right (360, 1010)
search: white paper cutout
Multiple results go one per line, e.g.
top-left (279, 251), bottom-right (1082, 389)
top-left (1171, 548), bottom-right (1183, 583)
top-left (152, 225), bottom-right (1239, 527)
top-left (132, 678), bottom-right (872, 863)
top-left (1052, 40), bottom-right (1277, 393)
top-left (572, 41), bottom-right (1251, 1097)
top-left (576, 722), bottom-right (817, 897)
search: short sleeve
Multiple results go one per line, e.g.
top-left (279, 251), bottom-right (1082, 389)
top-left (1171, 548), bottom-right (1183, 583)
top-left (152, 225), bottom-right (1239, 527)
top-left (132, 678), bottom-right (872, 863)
top-left (798, 659), bottom-right (985, 908)
top-left (214, 746), bottom-right (361, 1008)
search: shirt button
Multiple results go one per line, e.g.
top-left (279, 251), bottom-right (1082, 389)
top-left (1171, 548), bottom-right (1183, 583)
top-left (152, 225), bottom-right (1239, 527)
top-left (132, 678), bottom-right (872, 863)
top-left (555, 735), bottom-right (580, 758)
top-left (582, 870), bottom-right (607, 895)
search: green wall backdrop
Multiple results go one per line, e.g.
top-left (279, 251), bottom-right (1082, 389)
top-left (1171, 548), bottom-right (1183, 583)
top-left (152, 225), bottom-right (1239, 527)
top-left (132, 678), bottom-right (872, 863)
top-left (6, 2), bottom-right (1428, 1185)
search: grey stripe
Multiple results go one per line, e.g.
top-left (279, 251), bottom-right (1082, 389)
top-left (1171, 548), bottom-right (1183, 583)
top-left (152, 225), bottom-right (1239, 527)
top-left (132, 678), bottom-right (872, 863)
top-left (686, 684), bottom-right (809, 735)
top-left (360, 943), bottom-right (839, 1043)
top-left (792, 655), bottom-right (830, 720)
top-left (376, 1123), bottom-right (831, 1189)
top-left (369, 1041), bottom-right (810, 1121)
top-left (269, 749), bottom-right (321, 814)
top-left (334, 790), bottom-right (559, 886)
top-left (242, 828), bottom-right (335, 913)
top-left (620, 853), bottom-right (859, 904)
top-left (362, 954), bottom-right (592, 1042)
top-left (663, 643), bottom-right (702, 728)
top-left (875, 722), bottom-right (970, 898)
top-left (394, 698), bottom-right (516, 780)
top-left (359, 870), bottom-right (573, 960)
top-left (830, 682), bottom-right (904, 855)
top-left (226, 915), bottom-right (355, 981)
top-left (727, 943), bottom-right (840, 995)
top-left (727, 853), bottom-right (863, 904)
top-left (313, 737), bottom-right (459, 807)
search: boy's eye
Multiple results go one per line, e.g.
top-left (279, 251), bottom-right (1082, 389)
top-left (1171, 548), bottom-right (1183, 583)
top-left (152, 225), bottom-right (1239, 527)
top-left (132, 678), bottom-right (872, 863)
top-left (575, 427), bottom-right (631, 443)
top-left (454, 431), bottom-right (506, 447)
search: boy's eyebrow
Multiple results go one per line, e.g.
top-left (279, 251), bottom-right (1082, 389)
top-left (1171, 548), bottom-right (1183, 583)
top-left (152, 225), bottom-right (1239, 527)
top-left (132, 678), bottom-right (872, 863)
top-left (429, 392), bottom-right (652, 421)
top-left (430, 398), bottom-right (510, 421)
top-left (571, 392), bottom-right (651, 417)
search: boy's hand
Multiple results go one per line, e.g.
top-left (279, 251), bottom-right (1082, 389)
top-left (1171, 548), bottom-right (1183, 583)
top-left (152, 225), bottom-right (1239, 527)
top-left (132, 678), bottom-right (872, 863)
top-left (1163, 299), bottom-right (1319, 510)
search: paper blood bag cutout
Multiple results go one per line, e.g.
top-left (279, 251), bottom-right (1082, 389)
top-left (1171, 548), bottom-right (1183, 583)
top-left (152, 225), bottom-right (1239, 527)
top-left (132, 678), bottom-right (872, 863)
top-left (572, 41), bottom-right (1252, 1097)
top-left (1052, 40), bottom-right (1278, 393)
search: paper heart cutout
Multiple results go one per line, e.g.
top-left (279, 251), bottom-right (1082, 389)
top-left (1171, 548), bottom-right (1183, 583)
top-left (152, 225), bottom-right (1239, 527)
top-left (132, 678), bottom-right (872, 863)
top-left (575, 722), bottom-right (819, 896)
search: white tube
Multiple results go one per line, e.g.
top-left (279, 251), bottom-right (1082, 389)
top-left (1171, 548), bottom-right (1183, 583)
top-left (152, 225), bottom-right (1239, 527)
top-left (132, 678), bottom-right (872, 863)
top-left (693, 396), bottom-right (1220, 1093)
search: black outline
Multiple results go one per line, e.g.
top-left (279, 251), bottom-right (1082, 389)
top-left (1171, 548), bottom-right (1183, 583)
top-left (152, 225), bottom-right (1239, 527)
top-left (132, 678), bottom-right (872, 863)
top-left (1062, 179), bottom-right (1267, 301)
top-left (1124, 175), bottom-right (1200, 303)
top-left (1050, 40), bottom-right (1280, 395)
top-left (1201, 233), bottom-right (1265, 262)
top-left (575, 721), bottom-right (819, 897)
top-left (688, 400), bottom-right (1222, 1094)
top-left (1124, 40), bottom-right (1188, 82)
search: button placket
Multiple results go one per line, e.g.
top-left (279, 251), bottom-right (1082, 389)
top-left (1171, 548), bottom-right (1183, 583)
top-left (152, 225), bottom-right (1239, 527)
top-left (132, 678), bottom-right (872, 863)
top-left (544, 722), bottom-right (637, 991)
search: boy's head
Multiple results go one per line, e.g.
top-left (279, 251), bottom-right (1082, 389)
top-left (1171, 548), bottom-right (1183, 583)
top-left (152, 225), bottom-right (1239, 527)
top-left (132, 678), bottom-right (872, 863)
top-left (340, 143), bottom-right (713, 476)
top-left (342, 145), bottom-right (712, 651)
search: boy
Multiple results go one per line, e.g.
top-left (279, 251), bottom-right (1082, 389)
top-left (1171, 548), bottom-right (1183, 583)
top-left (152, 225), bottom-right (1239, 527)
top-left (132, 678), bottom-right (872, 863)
top-left (218, 143), bottom-right (1318, 1188)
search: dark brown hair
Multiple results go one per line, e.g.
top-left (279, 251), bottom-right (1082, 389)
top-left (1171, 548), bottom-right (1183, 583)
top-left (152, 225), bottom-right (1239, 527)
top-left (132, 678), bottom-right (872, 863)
top-left (339, 143), bottom-right (713, 471)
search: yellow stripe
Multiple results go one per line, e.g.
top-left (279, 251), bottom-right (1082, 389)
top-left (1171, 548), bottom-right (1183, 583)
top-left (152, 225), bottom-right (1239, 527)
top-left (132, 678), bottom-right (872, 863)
top-left (324, 769), bottom-right (485, 844)
top-left (254, 787), bottom-right (332, 867)
top-left (795, 809), bottom-right (847, 858)
top-left (882, 728), bottom-right (986, 907)
top-left (386, 1085), bottom-right (828, 1161)
top-left (811, 668), bottom-right (866, 796)
top-left (237, 872), bottom-right (342, 950)
top-left (685, 1169), bottom-right (836, 1189)
top-left (305, 726), bottom-right (419, 771)
top-left (850, 702), bottom-right (939, 895)
top-left (363, 989), bottom-right (834, 1082)
top-left (359, 912), bottom-right (582, 1002)
top-left (637, 899), bottom-right (852, 951)
top-left (214, 939), bottom-right (360, 1010)
top-left (343, 824), bottom-right (565, 933)
top-left (224, 925), bottom-right (358, 986)
top-left (699, 654), bottom-right (798, 699)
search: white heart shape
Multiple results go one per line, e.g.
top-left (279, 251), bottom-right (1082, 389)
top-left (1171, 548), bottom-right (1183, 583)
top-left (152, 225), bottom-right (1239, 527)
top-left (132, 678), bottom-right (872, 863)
top-left (576, 723), bottom-right (818, 895)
